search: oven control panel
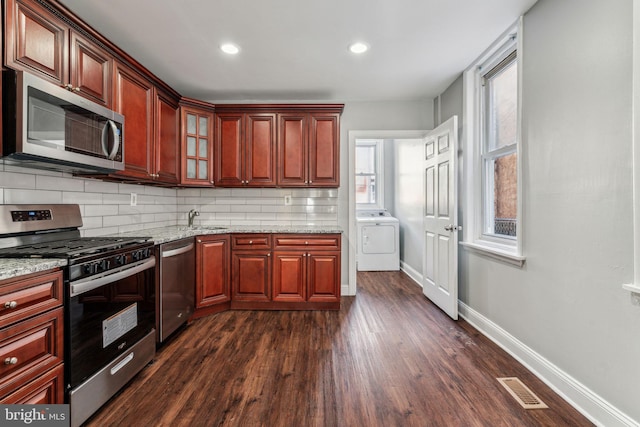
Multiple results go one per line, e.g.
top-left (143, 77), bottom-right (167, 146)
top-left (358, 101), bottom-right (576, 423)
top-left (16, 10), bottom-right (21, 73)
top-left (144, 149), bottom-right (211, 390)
top-left (11, 209), bottom-right (52, 222)
top-left (69, 245), bottom-right (154, 282)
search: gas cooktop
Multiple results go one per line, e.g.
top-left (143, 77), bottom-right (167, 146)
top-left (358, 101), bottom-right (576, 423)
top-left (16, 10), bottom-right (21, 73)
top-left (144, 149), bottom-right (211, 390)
top-left (0, 236), bottom-right (151, 259)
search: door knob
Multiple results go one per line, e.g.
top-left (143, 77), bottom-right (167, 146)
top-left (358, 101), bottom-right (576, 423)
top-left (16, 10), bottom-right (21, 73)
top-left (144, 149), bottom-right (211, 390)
top-left (445, 224), bottom-right (461, 231)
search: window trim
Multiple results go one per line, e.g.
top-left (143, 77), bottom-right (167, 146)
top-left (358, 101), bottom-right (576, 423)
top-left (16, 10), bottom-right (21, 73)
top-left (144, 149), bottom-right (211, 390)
top-left (355, 139), bottom-right (385, 210)
top-left (462, 18), bottom-right (525, 266)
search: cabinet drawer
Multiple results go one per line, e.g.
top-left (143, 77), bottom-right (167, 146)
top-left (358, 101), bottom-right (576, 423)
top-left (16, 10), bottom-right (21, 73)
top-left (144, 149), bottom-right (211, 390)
top-left (0, 270), bottom-right (63, 329)
top-left (0, 307), bottom-right (63, 399)
top-left (231, 234), bottom-right (272, 250)
top-left (0, 363), bottom-right (64, 404)
top-left (273, 234), bottom-right (341, 250)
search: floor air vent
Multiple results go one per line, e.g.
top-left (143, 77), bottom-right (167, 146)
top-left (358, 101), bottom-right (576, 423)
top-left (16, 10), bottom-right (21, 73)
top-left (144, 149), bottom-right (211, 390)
top-left (497, 377), bottom-right (548, 409)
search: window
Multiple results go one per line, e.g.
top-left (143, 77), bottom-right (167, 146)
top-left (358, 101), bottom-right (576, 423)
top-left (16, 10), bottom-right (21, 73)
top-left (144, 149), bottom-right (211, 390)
top-left (355, 139), bottom-right (384, 209)
top-left (462, 20), bottom-right (524, 265)
top-left (482, 51), bottom-right (518, 239)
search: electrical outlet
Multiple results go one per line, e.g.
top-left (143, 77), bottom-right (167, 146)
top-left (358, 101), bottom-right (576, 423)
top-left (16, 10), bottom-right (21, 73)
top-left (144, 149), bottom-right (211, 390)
top-left (284, 195), bottom-right (292, 206)
top-left (130, 193), bottom-right (137, 206)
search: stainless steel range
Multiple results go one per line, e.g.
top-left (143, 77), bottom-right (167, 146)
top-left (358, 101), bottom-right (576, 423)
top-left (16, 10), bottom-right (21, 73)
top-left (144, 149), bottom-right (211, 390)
top-left (0, 204), bottom-right (156, 427)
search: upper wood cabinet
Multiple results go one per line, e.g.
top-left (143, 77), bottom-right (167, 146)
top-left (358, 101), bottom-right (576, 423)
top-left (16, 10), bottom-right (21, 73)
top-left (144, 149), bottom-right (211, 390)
top-left (154, 89), bottom-right (180, 185)
top-left (113, 61), bottom-right (154, 181)
top-left (214, 105), bottom-right (342, 188)
top-left (278, 112), bottom-right (340, 187)
top-left (180, 101), bottom-right (214, 186)
top-left (215, 112), bottom-right (276, 187)
top-left (5, 0), bottom-right (113, 107)
top-left (69, 31), bottom-right (112, 107)
top-left (112, 62), bottom-right (179, 185)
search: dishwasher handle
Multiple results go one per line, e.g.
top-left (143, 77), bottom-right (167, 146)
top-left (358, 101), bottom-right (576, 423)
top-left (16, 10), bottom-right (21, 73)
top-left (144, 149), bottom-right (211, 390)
top-left (162, 243), bottom-right (194, 258)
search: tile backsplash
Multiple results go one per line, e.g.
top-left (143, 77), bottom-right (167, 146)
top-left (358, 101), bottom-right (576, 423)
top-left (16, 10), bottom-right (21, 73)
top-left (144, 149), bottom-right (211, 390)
top-left (0, 165), bottom-right (338, 236)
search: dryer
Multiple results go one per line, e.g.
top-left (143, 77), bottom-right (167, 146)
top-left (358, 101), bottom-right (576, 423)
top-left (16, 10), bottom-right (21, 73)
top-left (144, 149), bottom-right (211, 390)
top-left (356, 210), bottom-right (400, 271)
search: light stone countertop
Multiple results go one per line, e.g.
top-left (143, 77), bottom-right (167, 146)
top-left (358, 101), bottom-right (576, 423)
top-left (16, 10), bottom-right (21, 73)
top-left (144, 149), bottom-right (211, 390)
top-left (115, 224), bottom-right (343, 245)
top-left (0, 225), bottom-right (342, 280)
top-left (0, 258), bottom-right (67, 281)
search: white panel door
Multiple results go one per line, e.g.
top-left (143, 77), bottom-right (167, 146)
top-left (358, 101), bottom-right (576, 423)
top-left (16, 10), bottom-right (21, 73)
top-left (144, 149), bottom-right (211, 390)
top-left (423, 116), bottom-right (459, 320)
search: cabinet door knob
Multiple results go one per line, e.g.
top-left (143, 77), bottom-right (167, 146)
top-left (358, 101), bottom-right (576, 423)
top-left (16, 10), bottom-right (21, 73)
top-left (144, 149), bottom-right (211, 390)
top-left (267, 253), bottom-right (271, 257)
top-left (4, 301), bottom-right (17, 309)
top-left (4, 357), bottom-right (18, 365)
top-left (249, 240), bottom-right (253, 244)
top-left (305, 241), bottom-right (309, 245)
top-left (309, 180), bottom-right (312, 184)
top-left (197, 240), bottom-right (202, 243)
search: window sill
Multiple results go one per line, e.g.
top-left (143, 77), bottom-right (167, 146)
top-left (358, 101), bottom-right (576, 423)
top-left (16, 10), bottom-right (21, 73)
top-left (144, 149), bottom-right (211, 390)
top-left (460, 241), bottom-right (526, 268)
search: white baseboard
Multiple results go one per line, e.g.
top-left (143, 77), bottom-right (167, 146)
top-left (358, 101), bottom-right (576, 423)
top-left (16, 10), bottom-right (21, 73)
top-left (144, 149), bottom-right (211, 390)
top-left (341, 283), bottom-right (352, 296)
top-left (400, 261), bottom-right (423, 287)
top-left (459, 302), bottom-right (639, 427)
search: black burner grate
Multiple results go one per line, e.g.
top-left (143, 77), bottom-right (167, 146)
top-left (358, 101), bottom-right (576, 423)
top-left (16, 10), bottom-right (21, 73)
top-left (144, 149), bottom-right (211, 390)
top-left (0, 237), bottom-right (150, 258)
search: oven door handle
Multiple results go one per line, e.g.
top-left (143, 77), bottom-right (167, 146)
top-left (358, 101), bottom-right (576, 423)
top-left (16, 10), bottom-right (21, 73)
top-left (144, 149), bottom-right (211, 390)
top-left (70, 258), bottom-right (156, 297)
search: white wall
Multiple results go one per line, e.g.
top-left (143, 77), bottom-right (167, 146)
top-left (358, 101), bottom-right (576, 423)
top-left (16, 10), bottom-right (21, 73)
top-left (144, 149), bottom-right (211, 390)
top-left (393, 139), bottom-right (425, 276)
top-left (437, 0), bottom-right (640, 424)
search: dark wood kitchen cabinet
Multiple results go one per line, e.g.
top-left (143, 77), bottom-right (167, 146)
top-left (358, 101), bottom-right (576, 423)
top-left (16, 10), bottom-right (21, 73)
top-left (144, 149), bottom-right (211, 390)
top-left (154, 89), bottom-right (181, 185)
top-left (112, 62), bottom-right (179, 185)
top-left (5, 0), bottom-right (113, 107)
top-left (278, 112), bottom-right (340, 187)
top-left (0, 269), bottom-right (64, 404)
top-left (230, 234), bottom-right (272, 307)
top-left (113, 61), bottom-right (154, 181)
top-left (181, 100), bottom-right (215, 186)
top-left (215, 112), bottom-right (276, 187)
top-left (273, 234), bottom-right (341, 307)
top-left (194, 235), bottom-right (231, 317)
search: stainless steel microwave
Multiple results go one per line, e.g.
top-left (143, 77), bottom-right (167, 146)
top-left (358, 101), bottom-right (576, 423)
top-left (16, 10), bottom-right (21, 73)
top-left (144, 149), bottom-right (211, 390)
top-left (2, 69), bottom-right (125, 173)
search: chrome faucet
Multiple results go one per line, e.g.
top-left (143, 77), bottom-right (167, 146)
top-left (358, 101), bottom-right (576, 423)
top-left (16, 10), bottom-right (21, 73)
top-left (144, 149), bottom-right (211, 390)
top-left (188, 209), bottom-right (200, 228)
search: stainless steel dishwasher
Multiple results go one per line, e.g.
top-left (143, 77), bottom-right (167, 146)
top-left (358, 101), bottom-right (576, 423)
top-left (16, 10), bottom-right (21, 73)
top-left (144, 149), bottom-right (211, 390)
top-left (157, 237), bottom-right (195, 343)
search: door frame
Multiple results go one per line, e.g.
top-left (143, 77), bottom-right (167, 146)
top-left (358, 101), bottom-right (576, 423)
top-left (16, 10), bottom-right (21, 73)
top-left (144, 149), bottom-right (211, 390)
top-left (347, 130), bottom-right (429, 295)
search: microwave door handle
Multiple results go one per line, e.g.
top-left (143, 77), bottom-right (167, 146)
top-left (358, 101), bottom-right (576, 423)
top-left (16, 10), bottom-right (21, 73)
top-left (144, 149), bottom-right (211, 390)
top-left (101, 120), bottom-right (121, 160)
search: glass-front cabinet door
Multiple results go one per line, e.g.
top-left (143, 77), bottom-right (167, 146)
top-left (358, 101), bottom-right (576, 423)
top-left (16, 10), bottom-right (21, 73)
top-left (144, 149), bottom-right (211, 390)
top-left (181, 104), bottom-right (214, 186)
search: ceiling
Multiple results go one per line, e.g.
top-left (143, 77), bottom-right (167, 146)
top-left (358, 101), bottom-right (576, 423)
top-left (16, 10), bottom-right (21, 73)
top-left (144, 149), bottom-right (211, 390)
top-left (57, 0), bottom-right (537, 103)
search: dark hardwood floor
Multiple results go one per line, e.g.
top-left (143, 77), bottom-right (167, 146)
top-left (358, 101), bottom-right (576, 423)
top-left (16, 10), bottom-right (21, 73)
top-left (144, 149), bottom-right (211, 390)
top-left (85, 271), bottom-right (593, 426)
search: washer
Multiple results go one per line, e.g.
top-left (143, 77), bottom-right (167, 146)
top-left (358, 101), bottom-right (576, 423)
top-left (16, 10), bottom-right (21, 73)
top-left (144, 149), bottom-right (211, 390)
top-left (356, 210), bottom-right (400, 271)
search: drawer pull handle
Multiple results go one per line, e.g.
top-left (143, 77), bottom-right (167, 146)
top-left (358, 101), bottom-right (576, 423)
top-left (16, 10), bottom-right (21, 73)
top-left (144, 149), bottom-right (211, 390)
top-left (305, 241), bottom-right (309, 245)
top-left (4, 357), bottom-right (18, 365)
top-left (4, 301), bottom-right (17, 309)
top-left (249, 240), bottom-right (253, 244)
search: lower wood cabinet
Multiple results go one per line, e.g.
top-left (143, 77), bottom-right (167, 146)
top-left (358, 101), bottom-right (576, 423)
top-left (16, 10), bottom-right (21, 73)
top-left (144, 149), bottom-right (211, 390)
top-left (230, 234), bottom-right (272, 307)
top-left (194, 235), bottom-right (231, 318)
top-left (0, 364), bottom-right (64, 404)
top-left (272, 234), bottom-right (341, 307)
top-left (193, 232), bottom-right (341, 313)
top-left (0, 269), bottom-right (64, 403)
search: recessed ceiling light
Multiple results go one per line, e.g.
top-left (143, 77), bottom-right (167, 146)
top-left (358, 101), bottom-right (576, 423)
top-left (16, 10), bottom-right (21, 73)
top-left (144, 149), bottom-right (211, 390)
top-left (349, 42), bottom-right (369, 54)
top-left (220, 43), bottom-right (240, 54)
